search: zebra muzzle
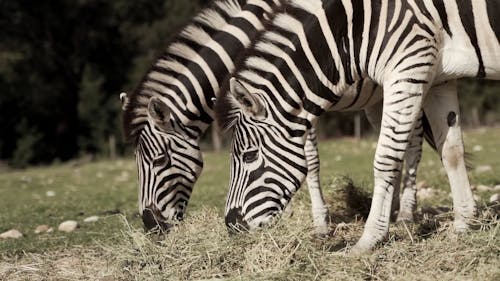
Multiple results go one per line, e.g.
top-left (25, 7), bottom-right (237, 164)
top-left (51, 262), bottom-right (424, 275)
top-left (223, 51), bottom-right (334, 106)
top-left (142, 205), bottom-right (173, 232)
top-left (225, 207), bottom-right (249, 233)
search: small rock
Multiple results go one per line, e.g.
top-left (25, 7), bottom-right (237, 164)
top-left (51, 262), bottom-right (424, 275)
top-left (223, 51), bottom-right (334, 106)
top-left (0, 229), bottom-right (23, 239)
top-left (34, 225), bottom-right (50, 234)
top-left (115, 171), bottom-right (130, 182)
top-left (476, 165), bottom-right (493, 174)
top-left (46, 190), bottom-right (56, 197)
top-left (58, 221), bottom-right (79, 233)
top-left (476, 185), bottom-right (491, 192)
top-left (47, 227), bottom-right (54, 233)
top-left (20, 176), bottom-right (32, 183)
top-left (472, 145), bottom-right (483, 152)
top-left (494, 185), bottom-right (500, 191)
top-left (417, 181), bottom-right (429, 189)
top-left (490, 193), bottom-right (500, 203)
top-left (473, 194), bottom-right (481, 202)
top-left (417, 187), bottom-right (435, 199)
top-left (83, 216), bottom-right (99, 223)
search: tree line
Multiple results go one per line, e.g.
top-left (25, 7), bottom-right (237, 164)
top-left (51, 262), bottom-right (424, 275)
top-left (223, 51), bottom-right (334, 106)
top-left (0, 0), bottom-right (498, 168)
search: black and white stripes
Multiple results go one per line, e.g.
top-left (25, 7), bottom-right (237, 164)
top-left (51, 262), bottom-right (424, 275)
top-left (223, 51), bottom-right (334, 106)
top-left (122, 0), bottom-right (331, 232)
top-left (122, 0), bottom-right (281, 230)
top-left (216, 0), bottom-right (498, 252)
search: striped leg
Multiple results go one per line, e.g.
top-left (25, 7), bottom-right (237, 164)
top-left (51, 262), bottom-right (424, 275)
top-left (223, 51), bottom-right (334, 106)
top-left (365, 102), bottom-right (423, 222)
top-left (305, 127), bottom-right (329, 235)
top-left (396, 112), bottom-right (424, 222)
top-left (422, 81), bottom-right (476, 231)
top-left (352, 76), bottom-right (428, 254)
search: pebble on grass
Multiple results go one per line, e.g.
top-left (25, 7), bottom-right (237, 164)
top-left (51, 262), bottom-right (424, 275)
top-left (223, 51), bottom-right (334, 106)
top-left (417, 187), bottom-right (435, 200)
top-left (476, 185), bottom-right (492, 192)
top-left (475, 165), bottom-right (493, 174)
top-left (58, 220), bottom-right (79, 233)
top-left (472, 145), bottom-right (483, 152)
top-left (83, 216), bottom-right (99, 223)
top-left (0, 229), bottom-right (23, 239)
top-left (34, 225), bottom-right (50, 234)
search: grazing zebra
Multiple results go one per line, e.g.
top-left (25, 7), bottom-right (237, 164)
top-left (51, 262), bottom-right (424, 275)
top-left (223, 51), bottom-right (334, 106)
top-left (216, 0), bottom-right (498, 253)
top-left (122, 0), bottom-right (444, 233)
top-left (122, 0), bottom-right (334, 233)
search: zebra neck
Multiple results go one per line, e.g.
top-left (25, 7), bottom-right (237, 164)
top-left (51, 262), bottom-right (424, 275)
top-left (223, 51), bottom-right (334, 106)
top-left (123, 0), bottom-right (283, 143)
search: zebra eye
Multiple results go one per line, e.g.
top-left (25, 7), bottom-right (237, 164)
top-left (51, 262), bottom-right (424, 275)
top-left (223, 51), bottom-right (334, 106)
top-left (152, 154), bottom-right (169, 167)
top-left (242, 149), bottom-right (259, 164)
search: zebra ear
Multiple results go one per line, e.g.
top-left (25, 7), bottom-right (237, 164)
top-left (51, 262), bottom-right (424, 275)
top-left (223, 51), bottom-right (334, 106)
top-left (148, 97), bottom-right (172, 132)
top-left (120, 92), bottom-right (129, 111)
top-left (229, 78), bottom-right (265, 117)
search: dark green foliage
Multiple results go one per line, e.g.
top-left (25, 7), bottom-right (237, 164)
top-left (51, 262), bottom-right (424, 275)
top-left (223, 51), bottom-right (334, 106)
top-left (0, 0), bottom-right (498, 167)
top-left (0, 0), bottom-right (204, 166)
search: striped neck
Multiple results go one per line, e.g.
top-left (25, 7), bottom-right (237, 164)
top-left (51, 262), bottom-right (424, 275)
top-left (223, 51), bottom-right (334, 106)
top-left (123, 0), bottom-right (283, 143)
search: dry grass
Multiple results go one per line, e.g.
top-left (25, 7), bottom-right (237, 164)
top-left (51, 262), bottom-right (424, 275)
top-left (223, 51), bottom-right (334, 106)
top-left (3, 178), bottom-right (497, 281)
top-left (1, 128), bottom-right (499, 280)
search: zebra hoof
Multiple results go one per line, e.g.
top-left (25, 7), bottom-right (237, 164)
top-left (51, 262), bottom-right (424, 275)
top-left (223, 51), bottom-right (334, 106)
top-left (314, 225), bottom-right (330, 237)
top-left (453, 219), bottom-right (470, 233)
top-left (396, 211), bottom-right (414, 223)
top-left (348, 243), bottom-right (372, 256)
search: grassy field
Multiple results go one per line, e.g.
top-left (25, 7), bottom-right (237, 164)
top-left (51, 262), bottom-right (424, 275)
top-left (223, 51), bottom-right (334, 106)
top-left (0, 128), bottom-right (499, 280)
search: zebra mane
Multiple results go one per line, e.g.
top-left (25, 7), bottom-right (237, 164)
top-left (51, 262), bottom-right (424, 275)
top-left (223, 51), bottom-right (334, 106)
top-left (214, 2), bottom-right (287, 132)
top-left (215, 0), bottom-right (331, 132)
top-left (122, 0), bottom-right (247, 144)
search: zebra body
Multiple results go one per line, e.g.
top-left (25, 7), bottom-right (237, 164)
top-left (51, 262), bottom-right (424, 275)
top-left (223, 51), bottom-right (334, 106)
top-left (216, 0), bottom-right (497, 253)
top-left (123, 0), bottom-right (334, 233)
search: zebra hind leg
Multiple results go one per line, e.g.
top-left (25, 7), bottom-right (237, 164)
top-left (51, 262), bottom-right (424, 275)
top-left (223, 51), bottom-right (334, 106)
top-left (305, 127), bottom-right (329, 235)
top-left (422, 81), bottom-right (476, 232)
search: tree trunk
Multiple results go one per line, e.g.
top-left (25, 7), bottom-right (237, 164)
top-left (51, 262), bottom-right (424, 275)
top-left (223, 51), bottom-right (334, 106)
top-left (471, 107), bottom-right (481, 127)
top-left (354, 113), bottom-right (361, 140)
top-left (211, 123), bottom-right (222, 151)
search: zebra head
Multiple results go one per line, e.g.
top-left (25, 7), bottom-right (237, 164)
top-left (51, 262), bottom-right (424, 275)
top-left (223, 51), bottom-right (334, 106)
top-left (217, 78), bottom-right (309, 232)
top-left (130, 96), bottom-right (203, 232)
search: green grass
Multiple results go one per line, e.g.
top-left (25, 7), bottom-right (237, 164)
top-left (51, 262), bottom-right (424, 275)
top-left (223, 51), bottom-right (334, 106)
top-left (0, 128), bottom-right (499, 280)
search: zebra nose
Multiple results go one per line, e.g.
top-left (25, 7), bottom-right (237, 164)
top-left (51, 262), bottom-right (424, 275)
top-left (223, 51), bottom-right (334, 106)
top-left (225, 207), bottom-right (249, 233)
top-left (142, 206), bottom-right (171, 232)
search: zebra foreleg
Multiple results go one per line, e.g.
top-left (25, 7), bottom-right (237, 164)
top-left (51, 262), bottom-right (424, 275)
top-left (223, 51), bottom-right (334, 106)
top-left (422, 81), bottom-right (476, 232)
top-left (396, 111), bottom-right (424, 222)
top-left (305, 127), bottom-right (329, 235)
top-left (365, 102), bottom-right (402, 221)
top-left (351, 77), bottom-right (428, 254)
top-left (365, 101), bottom-right (425, 222)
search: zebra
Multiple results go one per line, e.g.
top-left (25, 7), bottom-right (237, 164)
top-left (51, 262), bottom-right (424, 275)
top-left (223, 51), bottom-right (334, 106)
top-left (121, 0), bottom-right (451, 233)
top-left (121, 0), bottom-right (432, 234)
top-left (216, 0), bottom-right (498, 253)
top-left (122, 0), bottom-right (334, 233)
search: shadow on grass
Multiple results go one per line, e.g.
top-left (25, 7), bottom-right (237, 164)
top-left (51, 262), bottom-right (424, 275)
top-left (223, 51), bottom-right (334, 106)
top-left (323, 175), bottom-right (500, 244)
top-left (325, 175), bottom-right (372, 224)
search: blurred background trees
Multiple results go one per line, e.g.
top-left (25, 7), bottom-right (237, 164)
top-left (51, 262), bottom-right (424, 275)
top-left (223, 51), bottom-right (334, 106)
top-left (0, 0), bottom-right (498, 168)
